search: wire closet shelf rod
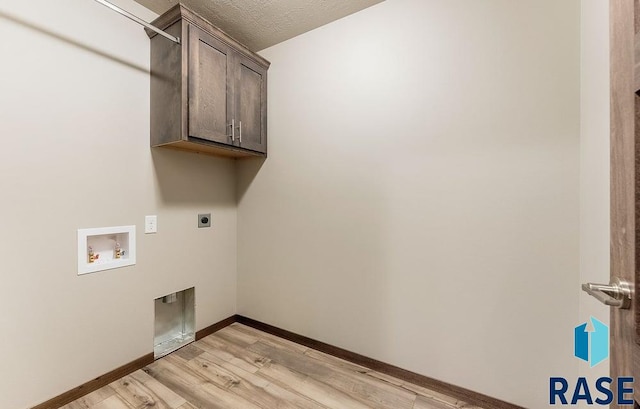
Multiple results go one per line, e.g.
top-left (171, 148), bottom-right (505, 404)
top-left (93, 0), bottom-right (181, 44)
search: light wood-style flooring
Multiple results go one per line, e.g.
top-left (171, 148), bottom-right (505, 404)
top-left (61, 323), bottom-right (481, 409)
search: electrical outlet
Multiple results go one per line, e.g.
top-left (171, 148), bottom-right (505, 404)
top-left (145, 215), bottom-right (157, 234)
top-left (198, 213), bottom-right (211, 228)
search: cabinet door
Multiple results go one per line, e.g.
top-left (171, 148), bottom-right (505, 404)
top-left (188, 24), bottom-right (233, 145)
top-left (235, 55), bottom-right (267, 153)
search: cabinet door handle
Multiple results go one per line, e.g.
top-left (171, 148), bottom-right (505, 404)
top-left (238, 121), bottom-right (242, 144)
top-left (229, 119), bottom-right (235, 142)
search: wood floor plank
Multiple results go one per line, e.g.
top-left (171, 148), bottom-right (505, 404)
top-left (172, 344), bottom-right (206, 362)
top-left (192, 350), bottom-right (331, 409)
top-left (148, 353), bottom-right (263, 409)
top-left (250, 340), bottom-right (415, 409)
top-left (256, 358), bottom-right (374, 409)
top-left (128, 370), bottom-right (187, 408)
top-left (302, 346), bottom-right (418, 401)
top-left (143, 360), bottom-right (232, 409)
top-left (304, 348), bottom-right (371, 373)
top-left (237, 323), bottom-right (418, 407)
top-left (111, 372), bottom-right (186, 409)
top-left (238, 325), bottom-right (423, 407)
top-left (111, 375), bottom-right (168, 409)
top-left (206, 326), bottom-right (416, 409)
top-left (199, 333), bottom-right (271, 373)
top-left (59, 386), bottom-right (117, 409)
top-left (222, 324), bottom-right (309, 355)
top-left (214, 326), bottom-right (259, 348)
top-left (186, 352), bottom-right (316, 409)
top-left (397, 378), bottom-right (471, 407)
top-left (365, 371), bottom-right (470, 407)
top-left (207, 330), bottom-right (371, 409)
top-left (413, 394), bottom-right (466, 409)
top-left (88, 395), bottom-right (135, 409)
top-left (195, 337), bottom-right (336, 409)
top-left (230, 323), bottom-right (310, 353)
top-left (191, 352), bottom-right (271, 388)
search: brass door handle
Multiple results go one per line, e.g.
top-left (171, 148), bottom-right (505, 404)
top-left (581, 277), bottom-right (631, 309)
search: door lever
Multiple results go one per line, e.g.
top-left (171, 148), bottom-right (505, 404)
top-left (581, 277), bottom-right (631, 309)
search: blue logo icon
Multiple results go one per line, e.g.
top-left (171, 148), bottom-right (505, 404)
top-left (574, 317), bottom-right (608, 367)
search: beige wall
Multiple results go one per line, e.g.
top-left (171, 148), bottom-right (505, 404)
top-left (0, 1), bottom-right (237, 408)
top-left (579, 0), bottom-right (610, 390)
top-left (238, 0), bottom-right (581, 407)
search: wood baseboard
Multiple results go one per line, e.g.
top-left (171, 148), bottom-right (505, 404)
top-left (196, 314), bottom-right (238, 340)
top-left (31, 315), bottom-right (238, 409)
top-left (236, 315), bottom-right (523, 409)
top-left (31, 353), bottom-right (154, 409)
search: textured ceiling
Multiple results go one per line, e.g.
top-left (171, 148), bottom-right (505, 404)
top-left (134, 0), bottom-right (384, 51)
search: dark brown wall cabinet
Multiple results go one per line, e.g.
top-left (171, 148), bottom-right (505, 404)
top-left (148, 5), bottom-right (269, 158)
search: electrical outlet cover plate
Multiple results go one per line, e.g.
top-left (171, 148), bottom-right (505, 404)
top-left (198, 213), bottom-right (211, 228)
top-left (145, 215), bottom-right (158, 234)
